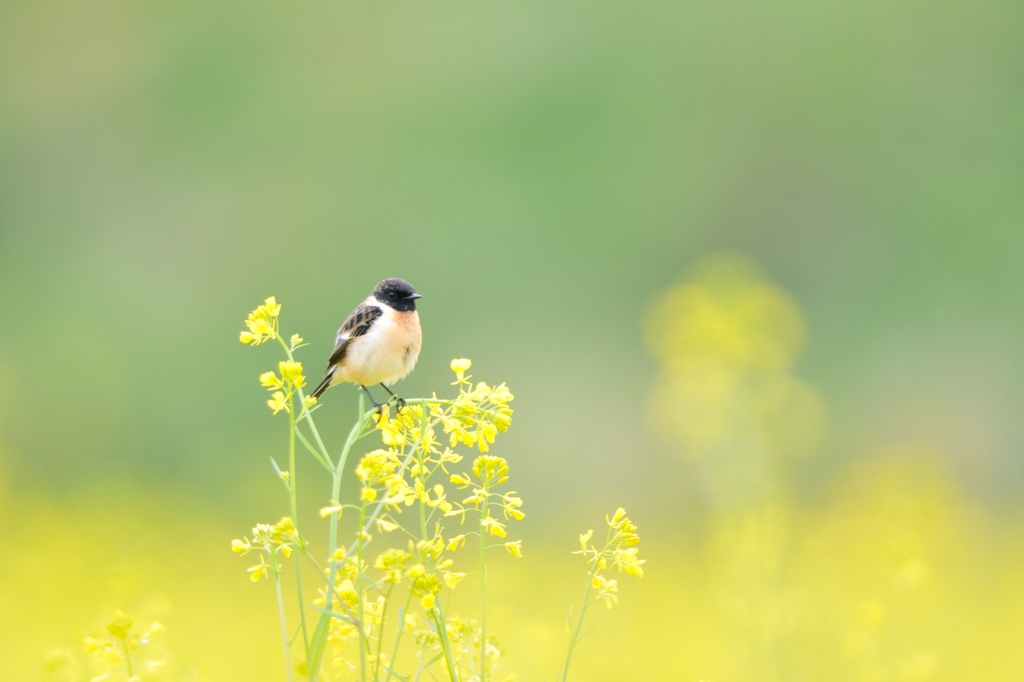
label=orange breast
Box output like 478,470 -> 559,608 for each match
393,310 -> 423,358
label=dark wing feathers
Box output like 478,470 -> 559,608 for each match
326,303 -> 382,368
311,303 -> 383,399
337,303 -> 383,341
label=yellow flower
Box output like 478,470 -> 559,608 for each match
501,493 -> 525,520
446,534 -> 466,551
240,297 -> 281,345
106,611 -> 133,640
267,391 -> 289,415
377,419 -> 405,446
411,571 -> 441,604
450,358 -> 472,385
248,558 -> 269,582
444,572 -> 466,589
489,382 -> 514,405
579,529 -> 593,551
143,621 -> 166,640
333,657 -> 356,673
91,644 -> 123,668
271,517 -> 298,544
231,538 -> 251,554
279,360 -> 305,389
420,594 -> 436,609
504,540 -> 523,558
480,516 -> 507,538
260,371 -> 282,388
592,574 -> 619,608
416,536 -> 444,561
320,502 -> 343,519
613,546 -> 645,577
471,455 -> 509,484
375,548 -> 412,583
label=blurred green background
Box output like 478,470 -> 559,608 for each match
3,0 -> 1024,680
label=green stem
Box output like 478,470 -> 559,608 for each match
295,423 -> 333,471
375,583 -> 396,682
385,591 -> 415,682
288,394 -> 298,522
411,412 -> 459,682
330,396 -> 372,575
358,500 -> 369,682
288,394 -> 310,662
274,559 -> 295,682
560,539 -> 614,682
308,398 -> 443,681
478,485 -> 490,682
308,396 -> 373,682
120,637 -> 133,677
429,609 -> 459,682
275,334 -> 332,466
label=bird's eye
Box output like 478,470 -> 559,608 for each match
388,292 -> 396,299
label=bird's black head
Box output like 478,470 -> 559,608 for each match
373,278 -> 421,312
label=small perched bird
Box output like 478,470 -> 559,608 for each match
310,278 -> 423,408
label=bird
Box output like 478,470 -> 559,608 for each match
310,278 -> 423,410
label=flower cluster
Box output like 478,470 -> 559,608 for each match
448,455 -> 525,556
239,296 -> 281,345
375,405 -> 463,478
79,610 -> 167,681
303,369 -> 520,678
239,297 -> 312,416
259,359 -> 310,415
644,254 -> 826,496
410,615 -> 505,680
232,517 -> 298,582
233,297 -> 620,682
450,616 -> 504,678
575,508 -> 644,609
433,359 -> 514,452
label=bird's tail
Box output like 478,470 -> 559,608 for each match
311,371 -> 333,400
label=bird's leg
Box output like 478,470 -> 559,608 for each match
379,383 -> 406,413
359,385 -> 386,419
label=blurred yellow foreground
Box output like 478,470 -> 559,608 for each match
5,256 -> 1024,681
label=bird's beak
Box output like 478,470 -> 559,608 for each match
407,293 -> 423,300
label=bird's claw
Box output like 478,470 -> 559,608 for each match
369,398 -> 404,423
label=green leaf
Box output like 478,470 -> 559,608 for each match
307,612 -> 331,681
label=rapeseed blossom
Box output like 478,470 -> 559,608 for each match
232,517 -> 297,582
644,254 -> 826,506
561,508 -> 644,680
229,297 -> 638,682
239,296 -> 280,345
78,610 -> 168,681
